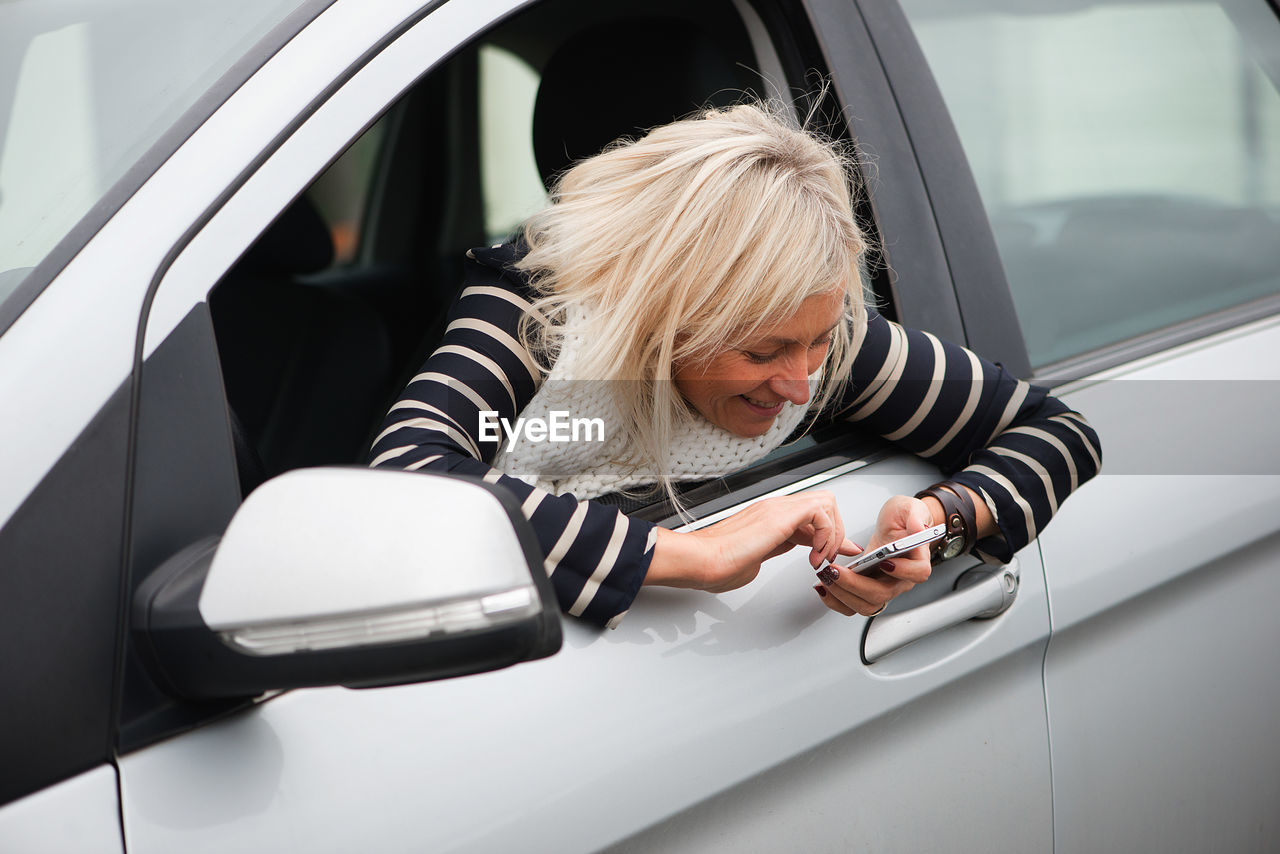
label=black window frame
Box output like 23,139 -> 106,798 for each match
802,0 -> 999,366
853,0 -> 1032,377
0,381 -> 133,807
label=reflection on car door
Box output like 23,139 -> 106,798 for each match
600,454 -> 1054,853
120,453 -> 1053,853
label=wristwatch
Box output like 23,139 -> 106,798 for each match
914,482 -> 977,563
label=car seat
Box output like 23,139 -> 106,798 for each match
211,195 -> 393,493
531,16 -> 754,189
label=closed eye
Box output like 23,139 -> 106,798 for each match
743,350 -> 779,364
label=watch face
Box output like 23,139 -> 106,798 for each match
942,535 -> 965,560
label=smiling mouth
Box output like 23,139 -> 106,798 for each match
740,394 -> 784,415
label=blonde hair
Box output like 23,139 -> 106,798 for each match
516,101 -> 870,502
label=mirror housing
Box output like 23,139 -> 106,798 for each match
133,469 -> 561,699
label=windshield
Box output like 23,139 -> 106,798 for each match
0,0 -> 317,314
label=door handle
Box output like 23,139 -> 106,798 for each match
862,560 -> 1021,664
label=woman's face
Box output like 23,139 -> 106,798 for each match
674,290 -> 844,438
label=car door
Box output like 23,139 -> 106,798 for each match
114,0 -> 1056,851
887,0 -> 1280,849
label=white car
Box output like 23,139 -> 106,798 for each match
2,0 -> 1279,851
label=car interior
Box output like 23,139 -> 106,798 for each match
207,0 -> 892,512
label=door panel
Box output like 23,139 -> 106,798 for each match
887,0 -> 1280,843
1042,542 -> 1280,853
120,455 -> 1052,852
1041,319 -> 1280,852
605,642 -> 1050,853
0,767 -> 123,854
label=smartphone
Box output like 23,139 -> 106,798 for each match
821,523 -> 948,575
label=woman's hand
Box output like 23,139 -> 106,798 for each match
645,491 -> 861,593
814,495 -> 935,617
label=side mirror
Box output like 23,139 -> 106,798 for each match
132,468 -> 561,699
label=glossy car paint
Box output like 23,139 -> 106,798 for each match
0,768 -> 123,854
1,0 -> 1277,848
119,456 -> 1052,853
1041,317 -> 1280,852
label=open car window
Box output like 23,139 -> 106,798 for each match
205,0 -> 880,502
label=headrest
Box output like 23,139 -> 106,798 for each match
532,17 -> 748,189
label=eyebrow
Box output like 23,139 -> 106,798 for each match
753,319 -> 841,348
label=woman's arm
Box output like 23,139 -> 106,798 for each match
370,248 -> 896,625
645,490 -> 860,591
836,310 -> 1101,563
808,311 -> 1099,617
369,247 -> 655,627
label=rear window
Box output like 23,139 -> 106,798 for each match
898,0 -> 1280,369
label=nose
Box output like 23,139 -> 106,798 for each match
767,353 -> 812,406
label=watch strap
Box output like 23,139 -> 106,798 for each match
915,481 -> 977,563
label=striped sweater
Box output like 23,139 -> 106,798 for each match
369,243 -> 1102,627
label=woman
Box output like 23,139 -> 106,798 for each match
369,103 -> 1101,627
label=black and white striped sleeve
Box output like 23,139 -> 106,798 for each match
837,310 -> 1101,563
368,248 -> 656,628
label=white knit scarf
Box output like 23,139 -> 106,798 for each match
493,307 -> 820,500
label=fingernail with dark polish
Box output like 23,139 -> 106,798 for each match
816,565 -> 839,585
878,560 -> 897,574
814,585 -> 828,598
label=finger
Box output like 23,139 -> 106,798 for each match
824,497 -> 846,564
838,538 -> 863,557
824,584 -> 885,617
806,508 -> 836,567
798,492 -> 845,564
819,567 -> 892,616
877,558 -> 931,584
814,584 -> 856,616
905,500 -> 935,564
824,564 -> 915,605
905,499 -> 933,545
